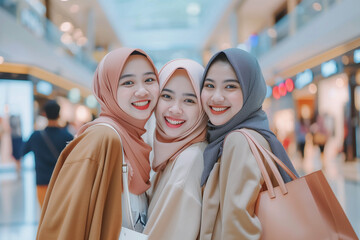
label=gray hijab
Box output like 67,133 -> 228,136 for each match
201,48 -> 298,186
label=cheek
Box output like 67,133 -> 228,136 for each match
155,100 -> 167,119
201,91 -> 209,107
229,92 -> 244,110
148,84 -> 160,98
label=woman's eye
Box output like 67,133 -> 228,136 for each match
204,83 -> 214,88
184,99 -> 196,104
225,84 -> 237,89
122,81 -> 134,86
145,78 -> 155,83
161,94 -> 171,100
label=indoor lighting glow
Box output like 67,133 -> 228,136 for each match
285,78 -> 294,92
186,3 -> 201,16
70,4 -> 80,13
354,49 -> 360,64
312,2 -> 322,11
321,60 -> 338,77
278,83 -> 287,96
68,88 -> 81,103
272,86 -> 280,99
267,28 -> 277,38
60,21 -> 73,32
308,83 -> 317,94
77,37 -> 88,46
36,81 -> 53,96
0,56 -> 4,64
296,69 -> 313,89
85,95 -> 98,108
61,33 -> 73,44
265,85 -> 272,98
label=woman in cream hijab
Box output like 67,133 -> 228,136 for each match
143,59 -> 208,240
36,48 -> 160,239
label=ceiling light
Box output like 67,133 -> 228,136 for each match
308,83 -> 317,94
72,28 -> 83,40
186,3 -> 201,16
77,37 -> 88,46
70,4 -> 79,13
60,21 -> 73,32
267,28 -> 277,38
61,33 -> 73,44
312,2 -> 322,11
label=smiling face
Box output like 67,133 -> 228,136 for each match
201,60 -> 244,126
155,69 -> 201,138
116,54 -> 160,120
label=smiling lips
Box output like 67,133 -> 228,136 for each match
132,100 -> 150,110
210,105 -> 230,115
165,116 -> 186,128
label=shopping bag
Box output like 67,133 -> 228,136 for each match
239,129 -> 358,240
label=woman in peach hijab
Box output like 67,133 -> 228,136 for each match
143,59 -> 208,240
36,48 -> 160,239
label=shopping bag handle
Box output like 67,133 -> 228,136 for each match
234,129 -> 297,199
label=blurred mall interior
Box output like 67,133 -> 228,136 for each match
0,0 -> 360,239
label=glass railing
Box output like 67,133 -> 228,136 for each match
248,0 -> 342,58
0,0 -> 97,71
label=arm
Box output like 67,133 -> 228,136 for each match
37,126 -> 124,240
219,132 -> 263,240
22,133 -> 34,156
144,144 -> 204,240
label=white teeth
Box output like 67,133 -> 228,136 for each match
211,107 -> 227,112
166,118 -> 185,125
133,101 -> 149,106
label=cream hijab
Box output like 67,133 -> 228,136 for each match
77,48 -> 159,195
152,59 -> 208,172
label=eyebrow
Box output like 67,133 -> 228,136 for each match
184,93 -> 197,98
162,89 -> 196,98
162,88 -> 174,94
119,71 -> 156,80
224,79 -> 240,84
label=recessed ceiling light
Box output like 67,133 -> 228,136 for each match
187,3 -> 201,16
70,4 -> 79,13
60,21 -> 73,32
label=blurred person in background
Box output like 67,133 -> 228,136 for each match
10,115 -> 23,174
311,114 -> 329,168
22,100 -> 73,207
295,116 -> 311,161
36,48 -> 160,239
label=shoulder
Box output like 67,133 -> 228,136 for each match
74,125 -> 122,152
224,129 -> 270,151
223,130 -> 248,150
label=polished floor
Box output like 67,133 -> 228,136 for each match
0,144 -> 359,239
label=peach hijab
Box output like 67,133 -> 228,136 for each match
152,59 -> 208,172
77,48 -> 159,195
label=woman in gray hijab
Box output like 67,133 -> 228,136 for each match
199,48 -> 298,240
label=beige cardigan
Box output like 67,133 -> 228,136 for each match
199,129 -> 277,240
37,125 -> 124,240
144,141 -> 207,240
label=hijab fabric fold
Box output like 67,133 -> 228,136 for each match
77,47 -> 158,195
201,48 -> 298,186
152,59 -> 208,172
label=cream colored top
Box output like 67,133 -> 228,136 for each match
144,141 -> 207,240
199,129 -> 276,240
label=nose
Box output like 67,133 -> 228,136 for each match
211,90 -> 224,103
134,84 -> 149,98
169,102 -> 182,115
